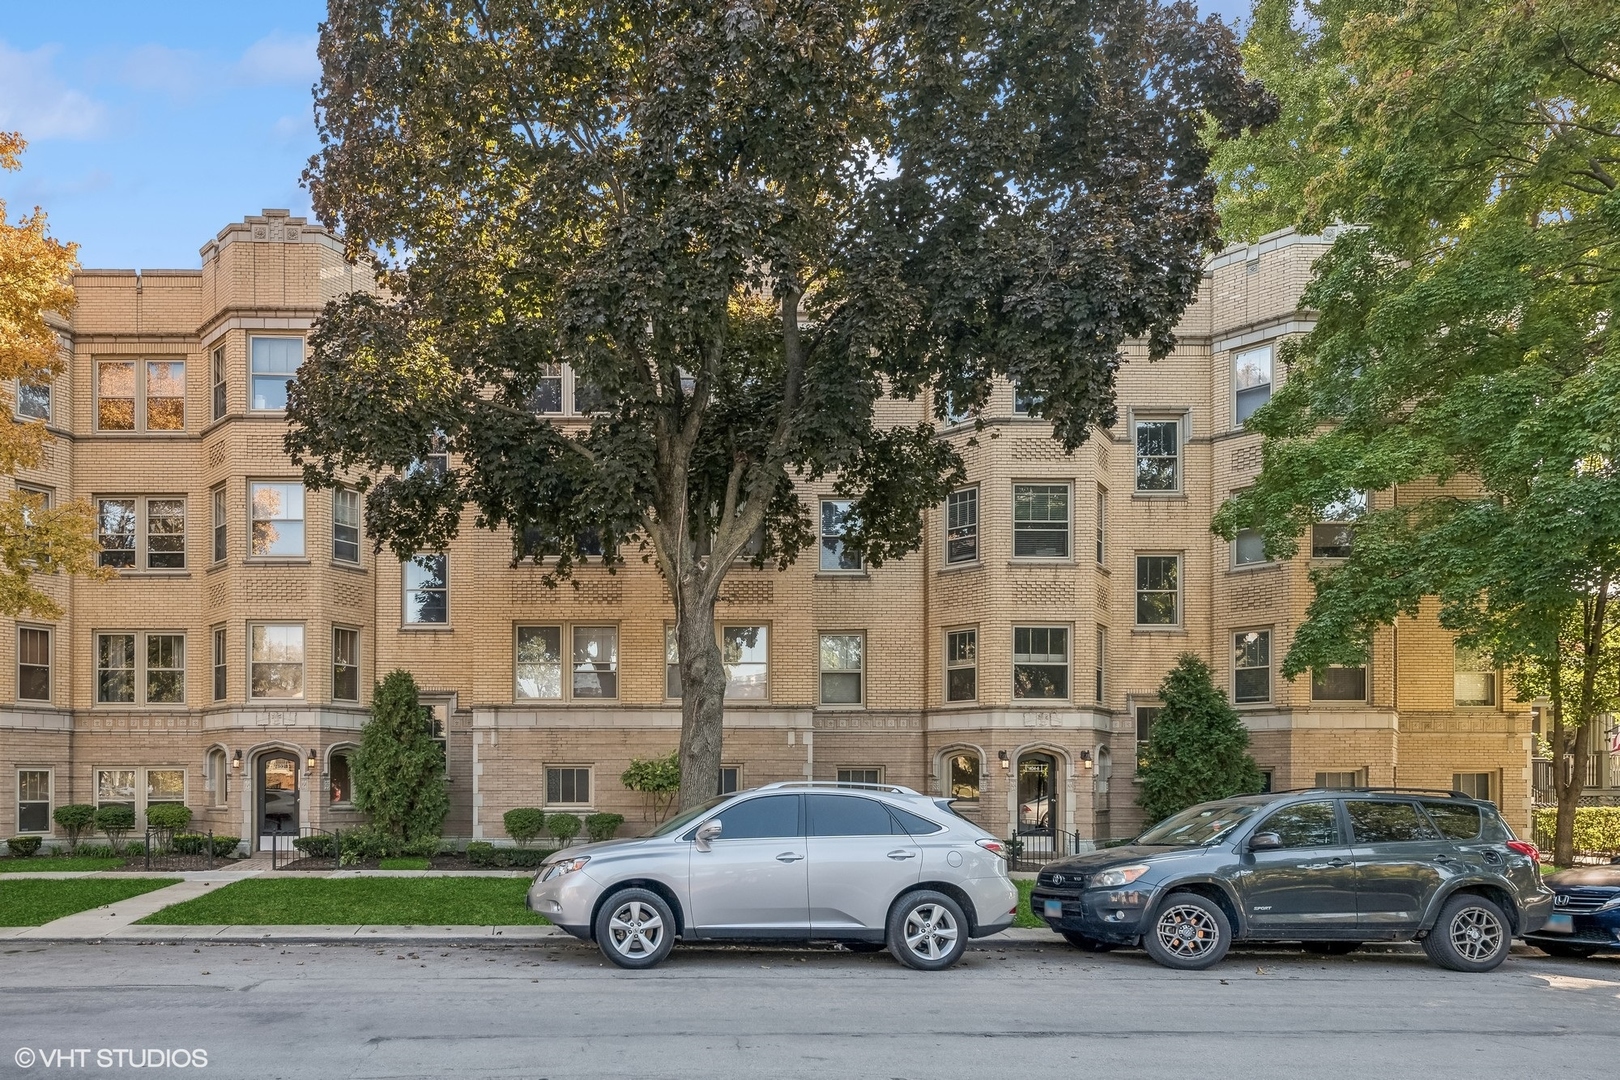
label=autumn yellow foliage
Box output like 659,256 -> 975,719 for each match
0,132 -> 108,618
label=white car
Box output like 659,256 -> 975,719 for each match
528,781 -> 1018,970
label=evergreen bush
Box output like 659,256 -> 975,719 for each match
1136,653 -> 1264,824
352,670 -> 449,842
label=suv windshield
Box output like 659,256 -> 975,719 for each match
644,796 -> 729,838
1136,802 -> 1262,846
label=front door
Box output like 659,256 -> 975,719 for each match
805,794 -> 922,934
687,794 -> 810,937
1238,800 -> 1360,937
258,753 -> 299,851
1345,799 -> 1448,932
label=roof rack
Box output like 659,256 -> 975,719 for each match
1272,786 -> 1473,799
756,781 -> 921,796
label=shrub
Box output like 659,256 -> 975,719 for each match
292,835 -> 337,859
338,826 -> 395,865
172,833 -> 207,855
400,835 -> 441,858
546,812 -> 581,846
1534,806 -> 1620,858
352,669 -> 448,842
586,813 -> 624,843
465,841 -> 496,867
1136,653 -> 1263,824
94,805 -> 136,852
465,842 -> 555,869
74,843 -> 116,859
7,836 -> 42,857
503,808 -> 547,847
145,804 -> 192,831
621,750 -> 681,823
53,804 -> 95,851
124,841 -> 147,857
211,835 -> 242,858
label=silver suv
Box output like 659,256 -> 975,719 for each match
527,782 -> 1018,970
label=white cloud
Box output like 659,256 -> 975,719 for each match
117,44 -> 209,102
236,31 -> 319,86
0,40 -> 106,139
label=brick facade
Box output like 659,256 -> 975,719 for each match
0,213 -> 1534,851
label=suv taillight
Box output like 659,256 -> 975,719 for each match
1505,840 -> 1540,864
976,839 -> 1005,856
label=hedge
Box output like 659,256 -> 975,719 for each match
1533,806 -> 1620,858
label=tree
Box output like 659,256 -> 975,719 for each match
52,803 -> 94,852
621,750 -> 682,824
1209,0 -> 1620,864
289,0 -> 1274,809
352,669 -> 449,840
0,132 -> 106,617
1137,654 -> 1263,823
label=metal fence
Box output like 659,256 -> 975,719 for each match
269,827 -> 340,870
1008,830 -> 1091,872
142,828 -> 225,871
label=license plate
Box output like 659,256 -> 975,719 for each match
1043,900 -> 1063,919
1544,913 -> 1574,935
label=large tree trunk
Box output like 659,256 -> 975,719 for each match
674,585 -> 727,812
1551,714 -> 1590,867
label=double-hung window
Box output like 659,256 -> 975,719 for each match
572,626 -> 618,699
945,488 -> 978,564
250,624 -> 305,699
249,337 -> 301,412
17,769 -> 51,832
1311,491 -> 1365,559
1311,665 -> 1368,702
528,363 -> 564,414
1234,345 -> 1272,424
1094,628 -> 1106,703
819,500 -> 862,571
211,487 -> 227,563
546,766 -> 591,807
1012,626 -> 1068,700
945,628 -> 977,702
16,378 -> 49,421
17,626 -> 51,702
1012,484 -> 1069,558
1233,630 -> 1271,704
211,344 -> 227,421
212,627 -> 227,701
249,482 -> 305,557
664,627 -> 682,699
1454,646 -> 1496,707
516,627 -> 564,700
333,488 -> 361,563
95,498 -> 183,569
1013,384 -> 1042,415
95,632 -> 185,705
1135,418 -> 1180,492
1233,528 -> 1268,566
96,359 -> 184,431
819,633 -> 864,704
1095,486 -> 1106,564
333,628 -> 360,702
1135,555 -> 1181,626
722,626 -> 768,700
403,554 -> 449,625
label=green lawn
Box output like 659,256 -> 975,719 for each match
138,877 -> 547,926
1014,879 -> 1043,929
0,878 -> 180,926
0,857 -> 125,874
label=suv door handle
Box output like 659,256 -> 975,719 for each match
1302,858 -> 1350,869
886,850 -> 917,860
776,852 -> 804,863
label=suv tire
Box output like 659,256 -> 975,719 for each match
888,890 -> 969,971
1143,892 -> 1231,971
1422,894 -> 1511,972
1302,941 -> 1362,956
1061,930 -> 1116,953
594,888 -> 677,970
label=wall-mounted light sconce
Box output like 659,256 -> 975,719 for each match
1079,750 -> 1094,771
306,751 -> 318,774
997,750 -> 1009,770
231,750 -> 243,770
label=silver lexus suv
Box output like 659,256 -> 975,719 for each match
527,781 -> 1018,969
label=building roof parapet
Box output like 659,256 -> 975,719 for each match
1204,225 -> 1347,273
200,208 -> 345,263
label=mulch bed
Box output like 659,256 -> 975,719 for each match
275,854 -> 491,872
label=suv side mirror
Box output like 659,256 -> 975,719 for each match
1248,832 -> 1283,852
694,820 -> 722,851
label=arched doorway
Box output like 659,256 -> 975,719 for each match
257,752 -> 300,851
1016,751 -> 1059,840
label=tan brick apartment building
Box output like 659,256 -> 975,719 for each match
0,210 -> 1546,855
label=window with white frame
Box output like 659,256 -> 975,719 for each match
819,499 -> 862,571
837,766 -> 882,786
516,626 -> 563,700
946,488 -> 978,564
527,362 -> 564,414
572,625 -> 618,699
546,766 -> 591,806
718,765 -> 741,795
249,624 -> 305,699
94,767 -> 184,821
147,768 -> 184,809
1135,705 -> 1161,751
722,625 -> 768,700
16,483 -> 51,522
95,632 -> 184,705
664,627 -> 682,699
1013,384 -> 1042,415
1454,645 -> 1496,707
1135,555 -> 1180,625
1311,491 -> 1365,559
1233,345 -> 1272,424
333,488 -> 361,563
1095,486 -> 1106,563
212,487 -> 227,563
212,627 -> 227,701
945,628 -> 977,702
207,748 -> 228,806
819,633 -> 864,704
96,497 -> 185,570
17,378 -> 49,421
17,626 -> 50,702
330,750 -> 354,805
96,768 -> 136,810
1012,625 -> 1069,700
17,769 -> 50,832
1315,770 -> 1366,790
211,344 -> 227,421
1094,627 -> 1106,703
1013,483 -> 1070,558
249,482 -> 305,557
1233,527 -> 1268,567
1135,418 -> 1180,492
249,337 -> 301,412
96,358 -> 184,431
1453,772 -> 1494,802
1311,665 -> 1368,702
1233,630 -> 1271,704
333,627 -> 361,702
403,554 -> 448,625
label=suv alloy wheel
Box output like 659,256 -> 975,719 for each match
1143,892 -> 1232,971
888,890 -> 969,971
1422,894 -> 1510,972
594,888 -> 677,969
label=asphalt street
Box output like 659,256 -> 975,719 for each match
1,940 -> 1617,1080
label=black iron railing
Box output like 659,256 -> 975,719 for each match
270,826 -> 340,870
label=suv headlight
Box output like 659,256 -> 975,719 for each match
542,856 -> 591,882
1092,865 -> 1150,888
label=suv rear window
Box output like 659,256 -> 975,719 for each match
1420,800 -> 1482,840
1346,800 -> 1440,843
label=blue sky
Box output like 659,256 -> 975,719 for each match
1,0 -> 1252,270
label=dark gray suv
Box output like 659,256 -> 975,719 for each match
1030,789 -> 1553,972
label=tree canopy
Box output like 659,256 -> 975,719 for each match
0,132 -> 107,618
289,0 -> 1274,806
1137,653 -> 1263,823
1209,0 -> 1620,862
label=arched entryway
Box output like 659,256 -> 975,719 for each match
257,751 -> 300,851
1015,751 -> 1059,838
